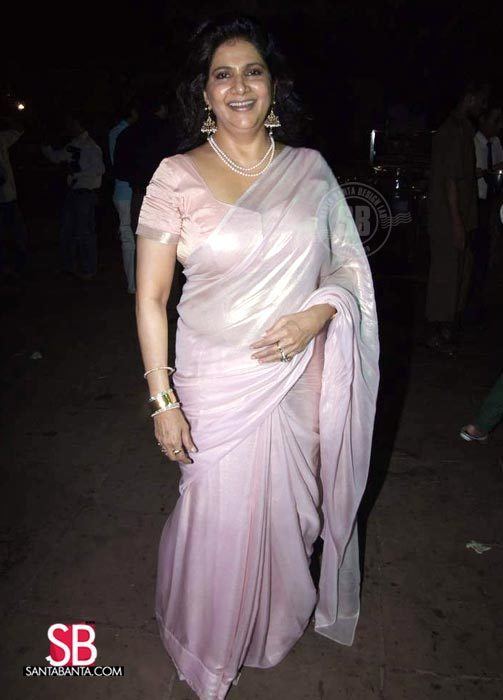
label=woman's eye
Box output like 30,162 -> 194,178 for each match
214,68 -> 263,80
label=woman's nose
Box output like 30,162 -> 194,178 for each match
232,73 -> 247,94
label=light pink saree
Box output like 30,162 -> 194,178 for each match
153,147 -> 379,700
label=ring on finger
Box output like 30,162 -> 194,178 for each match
276,343 -> 290,363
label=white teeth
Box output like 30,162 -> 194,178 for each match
228,100 -> 254,107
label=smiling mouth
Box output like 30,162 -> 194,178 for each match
227,99 -> 256,111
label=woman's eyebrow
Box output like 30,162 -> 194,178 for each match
211,61 -> 266,72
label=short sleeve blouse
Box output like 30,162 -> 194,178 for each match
135,158 -> 182,247
135,154 -> 238,266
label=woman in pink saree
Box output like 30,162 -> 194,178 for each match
135,17 -> 379,700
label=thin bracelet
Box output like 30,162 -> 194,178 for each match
144,366 -> 175,379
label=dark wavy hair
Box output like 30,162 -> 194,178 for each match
175,15 -> 305,152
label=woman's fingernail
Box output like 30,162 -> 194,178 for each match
190,446 -> 198,452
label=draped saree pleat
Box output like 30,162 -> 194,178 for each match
149,146 -> 380,700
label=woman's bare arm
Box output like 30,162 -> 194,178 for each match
135,236 -> 197,462
135,236 -> 176,394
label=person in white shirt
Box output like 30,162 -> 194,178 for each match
42,112 -> 105,280
109,102 -> 138,294
468,107 -> 503,320
474,107 -> 503,199
0,118 -> 28,279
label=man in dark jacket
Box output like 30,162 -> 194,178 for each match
113,93 -> 176,229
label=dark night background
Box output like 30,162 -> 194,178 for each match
3,0 -> 503,161
2,3 -> 503,696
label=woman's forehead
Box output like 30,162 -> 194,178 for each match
210,38 -> 264,68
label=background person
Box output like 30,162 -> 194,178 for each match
425,79 -> 489,353
109,101 -> 139,294
0,115 -> 28,280
112,92 -> 176,230
42,112 -> 105,280
460,370 -> 503,442
465,105 -> 503,321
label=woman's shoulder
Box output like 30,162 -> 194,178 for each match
153,152 -> 191,178
149,152 -> 201,198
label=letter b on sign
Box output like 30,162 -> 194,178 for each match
46,622 -> 97,666
350,205 -> 372,239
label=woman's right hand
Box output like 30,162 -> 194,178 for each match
154,408 -> 197,464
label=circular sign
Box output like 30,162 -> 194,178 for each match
316,181 -> 394,258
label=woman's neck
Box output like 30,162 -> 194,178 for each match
210,128 -> 272,166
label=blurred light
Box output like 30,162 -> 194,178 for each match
370,130 -> 376,164
17,102 -> 25,111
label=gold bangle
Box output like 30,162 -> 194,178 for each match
148,388 -> 178,405
148,389 -> 180,413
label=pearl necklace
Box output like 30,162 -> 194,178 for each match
208,134 -> 275,177
208,134 -> 274,171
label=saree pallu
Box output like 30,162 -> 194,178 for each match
153,147 -> 379,700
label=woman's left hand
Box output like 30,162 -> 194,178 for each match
249,304 -> 336,363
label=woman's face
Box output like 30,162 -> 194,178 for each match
204,38 -> 273,135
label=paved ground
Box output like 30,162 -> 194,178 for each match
1,207 -> 502,700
